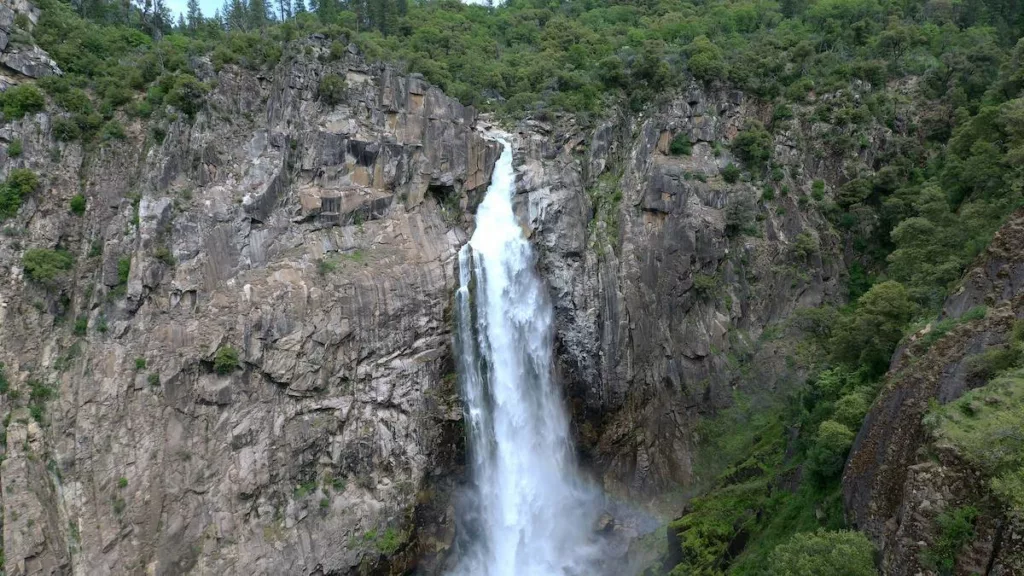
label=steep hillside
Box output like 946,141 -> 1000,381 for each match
844,210 -> 1024,575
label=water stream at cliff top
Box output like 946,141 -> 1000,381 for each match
451,138 -> 600,575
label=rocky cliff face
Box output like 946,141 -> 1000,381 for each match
0,14 -> 925,574
0,36 -> 497,575
843,209 -> 1024,576
0,0 -> 60,87
509,83 -> 899,501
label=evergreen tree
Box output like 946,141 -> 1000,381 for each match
186,0 -> 203,31
227,0 -> 246,30
276,0 -> 291,20
293,0 -> 306,13
249,0 -> 270,27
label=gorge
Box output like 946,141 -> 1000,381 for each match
1,0 -> 1024,574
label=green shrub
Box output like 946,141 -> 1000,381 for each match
214,346 -> 239,375
294,479 -> 317,498
29,379 -> 54,403
762,185 -> 776,201
73,315 -> 88,336
921,506 -> 978,573
812,179 -> 826,201
0,168 -> 39,220
832,391 -> 871,428
69,194 -> 87,215
118,476 -> 128,488
52,117 -> 82,141
166,74 -> 208,118
772,103 -> 794,122
319,73 -> 347,106
154,246 -> 175,266
725,194 -> 757,237
806,420 -> 855,482
791,232 -> 819,259
692,273 -> 719,300
22,248 -> 74,284
732,121 -> 773,167
377,527 -> 403,555
316,257 -> 337,275
0,84 -> 45,119
117,257 -> 131,284
53,88 -> 94,116
767,530 -> 877,576
7,139 -> 23,157
966,345 -> 1022,381
101,120 -> 126,140
148,373 -> 160,386
830,281 -> 918,376
328,41 -> 347,61
684,35 -> 727,82
722,163 -> 741,184
669,133 -> 692,156
134,357 -> 146,370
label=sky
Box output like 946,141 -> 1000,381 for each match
164,0 -> 226,19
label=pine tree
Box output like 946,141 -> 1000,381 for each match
186,0 -> 202,31
220,0 -> 231,28
276,0 -> 291,20
293,0 -> 306,13
249,0 -> 269,27
228,0 -> 246,30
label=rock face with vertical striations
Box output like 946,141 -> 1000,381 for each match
0,35 -> 497,575
508,84 -> 880,500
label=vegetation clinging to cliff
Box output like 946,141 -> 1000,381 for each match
11,0 -> 1024,572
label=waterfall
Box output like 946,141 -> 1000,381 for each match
451,138 -> 600,576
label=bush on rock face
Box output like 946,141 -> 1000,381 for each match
22,248 -> 74,285
670,133 -> 693,155
0,84 -> 45,119
0,169 -> 39,220
732,121 -> 773,167
319,73 -> 347,106
214,346 -> 240,375
768,530 -> 877,576
166,74 -> 208,118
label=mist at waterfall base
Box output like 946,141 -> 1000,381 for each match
448,139 -> 604,576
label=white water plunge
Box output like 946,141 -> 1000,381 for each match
451,138 -> 601,576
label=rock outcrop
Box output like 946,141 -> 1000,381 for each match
843,209 -> 1024,575
0,0 -> 60,87
510,83 -> 892,500
0,36 -> 496,575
